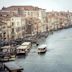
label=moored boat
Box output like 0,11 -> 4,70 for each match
21,42 -> 32,50
16,45 -> 28,55
0,46 -> 16,62
4,62 -> 23,72
16,42 -> 32,55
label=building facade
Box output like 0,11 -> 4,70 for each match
46,11 -> 71,31
1,6 -> 47,32
0,12 -> 26,40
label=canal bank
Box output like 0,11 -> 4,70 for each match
14,28 -> 72,72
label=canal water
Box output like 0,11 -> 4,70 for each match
15,28 -> 72,72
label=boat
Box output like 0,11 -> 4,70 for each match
0,46 -> 16,62
16,45 -> 28,55
21,42 -> 32,50
4,62 -> 23,72
37,44 -> 47,53
16,42 -> 32,55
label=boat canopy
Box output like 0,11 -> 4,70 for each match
17,45 -> 28,49
38,44 -> 47,49
21,42 -> 31,46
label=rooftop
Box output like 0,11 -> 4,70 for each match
4,62 -> 23,71
17,45 -> 28,49
1,6 -> 45,11
21,42 -> 31,46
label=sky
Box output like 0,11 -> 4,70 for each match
0,0 -> 72,11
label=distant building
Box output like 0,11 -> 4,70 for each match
46,11 -> 71,31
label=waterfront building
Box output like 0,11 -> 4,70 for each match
0,12 -> 26,41
0,13 -> 44,41
0,20 -> 7,40
46,11 -> 71,31
0,6 -> 47,33
25,17 -> 42,36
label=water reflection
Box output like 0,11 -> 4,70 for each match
17,54 -> 27,59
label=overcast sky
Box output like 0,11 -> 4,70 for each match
0,0 -> 72,11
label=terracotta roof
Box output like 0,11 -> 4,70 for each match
2,6 -> 44,11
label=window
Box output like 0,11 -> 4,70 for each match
3,32 -> 6,34
31,12 -> 33,16
11,28 -> 14,34
11,35 -> 14,39
7,14 -> 8,16
3,32 -> 6,38
12,22 -> 14,26
12,18 -> 14,21
22,49 -> 25,51
2,26 -> 5,29
16,27 -> 20,32
4,38 -> 6,40
17,22 -> 19,25
22,26 -> 25,30
28,12 -> 30,15
0,14 -> 2,16
28,12 -> 29,15
37,13 -> 39,16
0,34 -> 2,38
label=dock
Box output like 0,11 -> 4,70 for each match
4,62 -> 23,72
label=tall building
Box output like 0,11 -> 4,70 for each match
0,12 -> 26,40
0,20 -> 7,40
0,11 -> 43,40
1,6 -> 47,32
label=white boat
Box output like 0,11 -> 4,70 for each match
21,42 -> 32,50
37,44 -> 47,53
17,45 -> 28,54
16,42 -> 32,55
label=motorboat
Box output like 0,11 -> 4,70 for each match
37,44 -> 47,53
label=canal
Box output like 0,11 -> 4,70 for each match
15,28 -> 72,72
